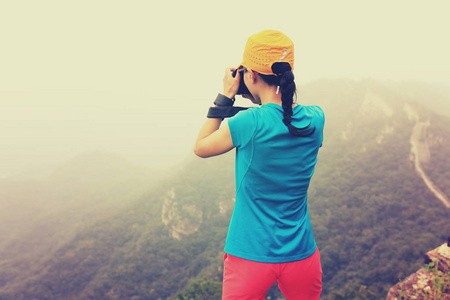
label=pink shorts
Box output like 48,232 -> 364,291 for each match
222,247 -> 322,300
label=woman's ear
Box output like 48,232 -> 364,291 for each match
247,70 -> 257,82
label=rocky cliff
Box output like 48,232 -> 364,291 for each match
386,235 -> 450,299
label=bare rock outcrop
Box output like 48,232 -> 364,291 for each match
386,236 -> 450,300
161,188 -> 203,240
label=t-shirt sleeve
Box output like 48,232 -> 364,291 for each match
227,108 -> 256,148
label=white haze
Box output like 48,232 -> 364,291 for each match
1,0 -> 449,179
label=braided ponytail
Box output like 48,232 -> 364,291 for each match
279,71 -> 315,137
279,71 -> 295,127
259,62 -> 315,137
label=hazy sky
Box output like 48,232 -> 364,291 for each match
1,0 -> 449,178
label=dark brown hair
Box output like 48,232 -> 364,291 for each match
259,64 -> 315,137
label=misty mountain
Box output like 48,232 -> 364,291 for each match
0,150 -> 160,296
1,79 -> 449,300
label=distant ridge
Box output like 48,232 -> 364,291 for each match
49,150 -> 141,181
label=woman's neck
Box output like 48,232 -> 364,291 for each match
258,86 -> 282,106
258,89 -> 298,108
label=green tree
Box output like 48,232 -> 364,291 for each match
176,277 -> 222,300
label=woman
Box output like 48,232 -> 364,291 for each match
194,30 -> 324,300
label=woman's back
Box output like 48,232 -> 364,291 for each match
225,103 -> 324,263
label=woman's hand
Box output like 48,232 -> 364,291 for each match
222,68 -> 240,99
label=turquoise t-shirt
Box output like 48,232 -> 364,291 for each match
225,103 -> 324,263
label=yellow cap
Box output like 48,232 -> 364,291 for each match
240,30 -> 294,75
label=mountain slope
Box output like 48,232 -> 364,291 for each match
0,150 -> 159,297
1,79 -> 449,300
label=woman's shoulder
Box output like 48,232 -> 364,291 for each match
302,104 -> 323,113
228,107 -> 257,128
294,104 -> 324,118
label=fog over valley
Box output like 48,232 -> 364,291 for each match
1,90 -> 206,179
2,1 -> 449,179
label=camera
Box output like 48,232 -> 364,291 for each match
231,69 -> 250,95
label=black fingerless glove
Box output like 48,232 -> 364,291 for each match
213,93 -> 235,106
207,94 -> 248,118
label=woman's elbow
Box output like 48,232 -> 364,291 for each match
193,144 -> 209,158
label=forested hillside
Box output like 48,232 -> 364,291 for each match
0,79 -> 449,300
0,151 -> 159,298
